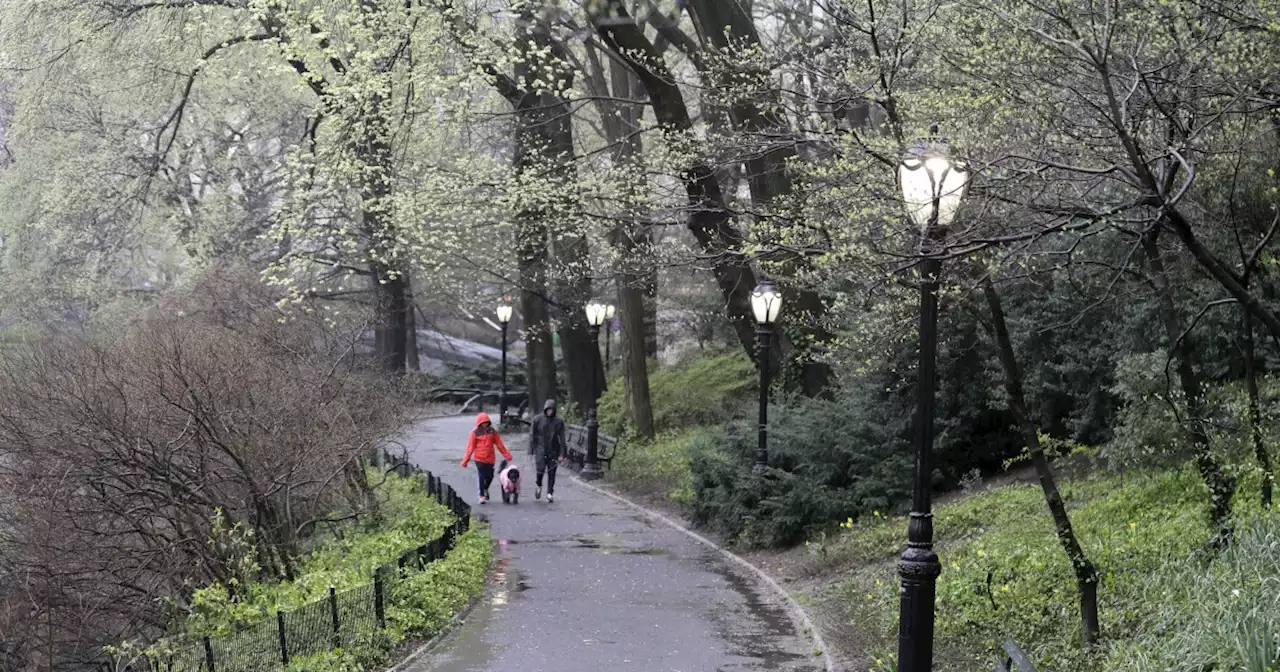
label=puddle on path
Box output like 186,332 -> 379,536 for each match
701,553 -> 821,670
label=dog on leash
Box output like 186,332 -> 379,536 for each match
498,460 -> 521,504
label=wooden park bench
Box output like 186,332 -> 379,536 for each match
563,423 -> 620,470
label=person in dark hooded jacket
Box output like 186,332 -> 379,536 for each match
529,399 -> 565,502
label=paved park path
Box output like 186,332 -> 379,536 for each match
398,415 -> 826,672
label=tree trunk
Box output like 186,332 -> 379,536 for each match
683,0 -> 834,397
592,3 -> 761,360
370,268 -> 407,374
644,272 -> 659,359
1241,308 -> 1273,507
1141,228 -> 1237,544
356,69 -> 406,373
404,274 -> 420,373
518,222 -> 558,413
980,277 -> 1100,646
619,281 -> 655,437
605,61 -> 655,437
553,273 -> 605,411
509,15 -> 598,413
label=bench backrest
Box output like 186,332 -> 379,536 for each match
564,424 -> 618,457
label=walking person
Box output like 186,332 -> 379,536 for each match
461,412 -> 512,504
529,399 -> 566,502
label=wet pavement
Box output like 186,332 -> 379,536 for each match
399,415 -> 825,672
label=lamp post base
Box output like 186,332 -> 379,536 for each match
580,462 -> 603,480
752,462 -> 767,475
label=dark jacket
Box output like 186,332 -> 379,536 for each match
530,399 -> 565,460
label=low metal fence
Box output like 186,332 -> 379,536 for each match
100,452 -> 470,672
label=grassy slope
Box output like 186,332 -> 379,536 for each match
824,467 -> 1277,671
598,352 -> 1280,670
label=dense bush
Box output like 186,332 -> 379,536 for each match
596,349 -> 755,436
183,472 -> 457,636
607,427 -> 715,504
688,391 -> 914,547
0,268 -> 411,669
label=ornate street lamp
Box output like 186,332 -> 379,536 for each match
604,304 -> 616,375
895,129 -> 969,672
582,301 -> 608,480
750,280 -> 782,474
496,301 -> 514,425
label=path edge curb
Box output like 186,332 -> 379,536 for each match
569,473 -> 838,672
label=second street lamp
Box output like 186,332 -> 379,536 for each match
496,302 -> 514,425
750,280 -> 782,474
604,304 -> 616,375
895,128 -> 969,672
582,301 -> 608,480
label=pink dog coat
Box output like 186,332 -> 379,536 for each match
499,464 -> 520,494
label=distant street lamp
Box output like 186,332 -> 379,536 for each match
895,128 -> 969,672
496,302 -> 514,425
604,304 -> 616,375
750,280 -> 782,474
582,301 -> 609,480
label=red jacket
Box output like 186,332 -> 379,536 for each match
462,413 -> 512,466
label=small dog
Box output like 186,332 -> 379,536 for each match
498,460 -> 521,505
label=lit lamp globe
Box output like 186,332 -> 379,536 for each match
605,304 -> 616,320
585,302 -> 608,328
750,281 -> 782,325
898,138 -> 969,232
496,304 -> 513,324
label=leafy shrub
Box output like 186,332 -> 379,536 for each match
280,526 -> 493,672
608,428 -> 715,505
687,393 -> 913,547
387,526 -> 492,641
597,350 -> 755,436
185,470 -> 456,636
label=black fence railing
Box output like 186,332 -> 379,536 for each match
100,451 -> 471,672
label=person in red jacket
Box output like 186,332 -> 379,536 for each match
461,412 -> 512,504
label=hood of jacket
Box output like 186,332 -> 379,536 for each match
475,412 -> 492,427
542,399 -> 557,416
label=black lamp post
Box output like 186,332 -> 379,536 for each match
582,301 -> 608,480
496,302 -> 513,425
895,130 -> 969,672
750,281 -> 782,474
604,304 -> 616,375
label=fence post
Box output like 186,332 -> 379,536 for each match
329,585 -> 341,649
203,636 -> 214,672
374,568 -> 386,630
436,480 -> 444,505
427,472 -> 436,496
277,610 -> 288,666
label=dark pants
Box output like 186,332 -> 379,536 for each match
476,462 -> 495,498
535,454 -> 558,494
